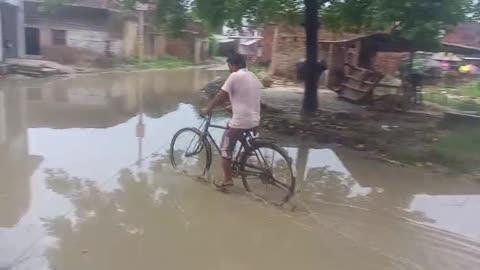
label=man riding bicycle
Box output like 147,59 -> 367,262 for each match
201,54 -> 262,189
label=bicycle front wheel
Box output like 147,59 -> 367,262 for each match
170,128 -> 211,176
240,141 -> 295,204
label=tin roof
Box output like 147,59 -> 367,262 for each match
443,23 -> 480,50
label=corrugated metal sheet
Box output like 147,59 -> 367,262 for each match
443,23 -> 480,50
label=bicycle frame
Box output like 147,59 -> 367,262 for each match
200,114 -> 251,163
171,112 -> 295,202
199,114 -> 269,178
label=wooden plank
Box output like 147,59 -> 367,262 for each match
340,83 -> 369,93
340,88 -> 365,101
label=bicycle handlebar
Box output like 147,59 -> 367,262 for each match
200,107 -> 229,119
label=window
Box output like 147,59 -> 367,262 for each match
52,29 -> 67,45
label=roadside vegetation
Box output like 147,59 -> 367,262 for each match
431,126 -> 480,172
424,80 -> 480,113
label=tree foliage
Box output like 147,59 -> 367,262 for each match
473,1 -> 480,21
154,0 -> 190,36
39,0 -> 71,14
194,0 -> 304,31
119,0 -> 190,36
322,0 -> 474,50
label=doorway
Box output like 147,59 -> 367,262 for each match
25,27 -> 40,55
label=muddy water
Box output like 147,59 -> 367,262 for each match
1,70 -> 480,270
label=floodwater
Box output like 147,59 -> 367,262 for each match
1,69 -> 480,270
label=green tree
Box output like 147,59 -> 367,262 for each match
39,0 -> 71,14
194,0 -> 304,31
158,0 -> 473,111
154,0 -> 190,36
473,1 -> 480,21
323,0 -> 473,50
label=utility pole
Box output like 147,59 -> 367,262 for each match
303,0 -> 319,113
135,1 -> 149,62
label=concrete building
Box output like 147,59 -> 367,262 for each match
22,1 -> 209,65
0,0 -> 25,61
1,0 -> 210,66
23,0 -> 129,64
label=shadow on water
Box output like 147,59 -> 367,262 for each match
1,69 -> 480,270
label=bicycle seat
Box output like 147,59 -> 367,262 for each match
244,127 -> 258,137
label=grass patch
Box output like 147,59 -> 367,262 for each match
126,56 -> 193,70
425,92 -> 480,112
461,80 -> 480,98
431,127 -> 480,172
424,80 -> 480,113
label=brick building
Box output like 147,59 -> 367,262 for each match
264,24 -> 362,79
165,22 -> 210,64
265,25 -> 412,85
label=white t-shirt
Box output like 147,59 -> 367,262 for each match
221,68 -> 262,129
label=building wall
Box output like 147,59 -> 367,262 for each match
267,25 -> 408,81
24,2 -> 124,61
1,3 -> 19,58
66,29 -> 122,55
167,37 -> 194,61
0,6 -> 3,61
31,26 -> 122,56
261,24 -> 275,63
272,34 -> 330,79
123,20 -> 137,58
373,52 -> 408,76
153,34 -> 166,58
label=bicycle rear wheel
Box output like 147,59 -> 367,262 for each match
240,141 -> 295,204
170,128 -> 211,176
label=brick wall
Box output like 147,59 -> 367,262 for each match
166,37 -> 194,61
269,25 -> 360,79
373,52 -> 408,76
272,35 -> 329,79
261,24 -> 275,63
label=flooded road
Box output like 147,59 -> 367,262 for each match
1,69 -> 480,270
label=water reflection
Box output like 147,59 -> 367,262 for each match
287,145 -> 480,242
289,148 -> 376,199
0,88 -> 42,228
24,69 -> 220,129
0,69 -> 223,269
39,157 -> 397,270
409,195 -> 480,240
0,69 -> 480,269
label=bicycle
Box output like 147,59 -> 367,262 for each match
170,112 -> 296,204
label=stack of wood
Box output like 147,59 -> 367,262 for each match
338,64 -> 383,104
